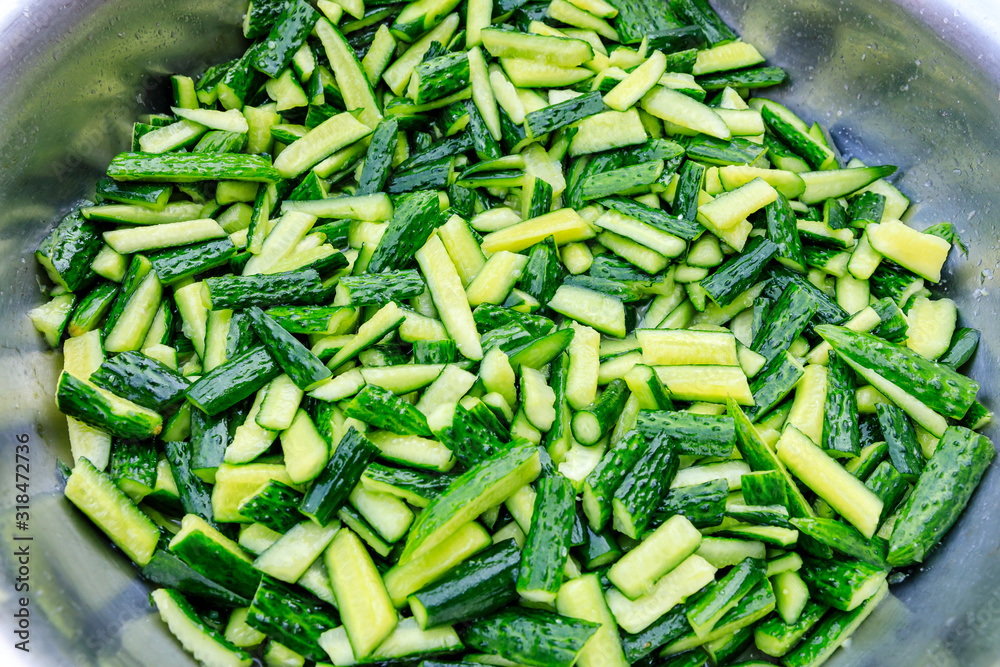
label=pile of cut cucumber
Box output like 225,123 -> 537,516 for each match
29,0 -> 995,665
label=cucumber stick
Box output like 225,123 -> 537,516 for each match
36,3 -> 993,667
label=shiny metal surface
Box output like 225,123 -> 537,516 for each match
0,0 -> 998,665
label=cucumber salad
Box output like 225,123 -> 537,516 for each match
28,0 -> 994,665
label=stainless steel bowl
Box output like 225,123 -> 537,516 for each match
1,1 -> 998,664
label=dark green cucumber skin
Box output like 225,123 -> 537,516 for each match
888,426 -> 995,567
573,378 -> 629,446
823,197 -> 848,230
768,268 -> 848,325
368,190 -> 442,273
466,100 -> 502,161
645,23 -> 706,52
581,161 -> 663,200
864,460 -> 908,522
288,171 -> 327,200
731,402 -> 826,558
754,600 -> 828,657
517,474 -> 575,600
766,193 -> 806,270
185,347 -> 282,416
524,91 -> 604,138
473,304 -> 554,337
90,351 -> 190,410
96,177 -> 171,207
590,254 -> 660,284
748,351 -> 803,422
457,168 -> 524,189
102,255 -> 153,339
189,408 -> 229,475
238,480 -> 305,533
403,443 -> 539,562
760,107 -> 829,170
224,310 -> 256,360
870,297 -> 909,343
672,159 -> 705,224
751,281 -> 819,364
313,219 -> 351,247
565,277 -> 647,304
508,328 -> 575,370
247,307 -> 331,390
412,52 -> 470,104
687,557 -> 766,631
399,131 -> 474,172
148,238 -> 238,285
798,557 -> 887,611
666,579 -> 776,656
498,104 -> 531,155
797,222 -> 855,250
695,66 -> 787,90
362,462 -> 452,505
577,523 -> 622,569
206,269 -> 326,309
685,136 -> 768,166
959,400 -> 992,430
357,117 -> 400,195
106,151 -> 280,183
164,440 -> 217,526
740,470 -> 788,507
635,411 -> 735,458
803,245 -> 846,273
782,592 -> 881,667
823,350 -> 861,457
526,176 -> 554,219
613,434 -> 680,537
35,207 -> 101,291
387,157 -> 452,195
587,138 -> 684,177
344,384 -> 432,437
621,602 -> 694,663
266,306 -> 352,334
847,191 -> 886,227
848,441 -> 888,479
110,438 -> 157,491
480,324 -> 533,354
413,339 -> 458,365
68,280 -> 119,336
169,531 -> 261,601
461,608 -> 600,667
868,263 -> 923,304
341,269 -> 426,305
246,575 -> 339,662
517,236 -> 564,307
938,327 -> 981,370
791,517 -> 887,568
669,0 -> 736,44
298,427 -> 378,525
56,372 -> 162,439
435,404 -> 508,467
195,130 -> 247,154
583,430 -> 647,530
410,539 -> 520,628
249,0 -> 319,77
652,478 -> 728,530
611,0 -> 685,42
875,401 -> 924,480
218,47 -> 260,107
701,236 -> 778,307
817,324 -> 979,420
141,550 -> 250,607
543,352 -> 573,461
